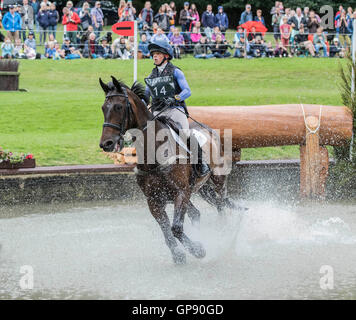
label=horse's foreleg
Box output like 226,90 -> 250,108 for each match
187,200 -> 201,226
171,193 -> 206,259
147,198 -> 186,265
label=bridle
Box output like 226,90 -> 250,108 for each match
102,87 -> 132,138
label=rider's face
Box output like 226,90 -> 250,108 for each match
153,52 -> 168,65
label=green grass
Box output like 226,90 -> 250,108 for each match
0,58 -> 344,166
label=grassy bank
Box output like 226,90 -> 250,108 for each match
0,58 -> 344,166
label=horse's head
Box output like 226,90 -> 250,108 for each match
99,76 -> 134,153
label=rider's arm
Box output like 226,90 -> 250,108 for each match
174,69 -> 191,101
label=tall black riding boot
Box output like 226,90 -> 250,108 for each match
190,134 -> 210,177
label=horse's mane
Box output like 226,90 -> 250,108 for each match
107,78 -> 149,105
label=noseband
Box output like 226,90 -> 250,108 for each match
103,87 -> 132,138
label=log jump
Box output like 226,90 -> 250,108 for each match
189,104 -> 353,199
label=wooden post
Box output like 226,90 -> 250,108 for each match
300,116 -> 329,199
0,60 -> 20,91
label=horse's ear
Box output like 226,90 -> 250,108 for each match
111,76 -> 123,93
99,78 -> 109,94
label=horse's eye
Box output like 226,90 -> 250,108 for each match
113,104 -> 122,112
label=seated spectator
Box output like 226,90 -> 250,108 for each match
255,9 -> 265,26
45,34 -> 58,50
65,46 -> 83,59
1,38 -> 14,58
13,38 -> 25,58
329,38 -> 345,58
169,27 -> 185,59
248,35 -> 267,58
167,25 -> 176,40
152,22 -> 159,34
211,34 -> 231,58
194,36 -> 214,59
274,41 -> 288,57
53,43 -> 64,60
97,37 -> 113,59
313,27 -> 328,57
23,43 -> 37,59
247,26 -> 262,43
234,27 -> 246,58
190,26 -> 201,44
24,31 -> 37,51
61,37 -> 72,56
151,27 -> 170,44
112,37 -> 131,60
211,26 -> 225,42
265,42 -> 275,57
294,24 -> 316,57
45,41 -> 56,58
138,34 -> 150,58
83,32 -> 98,58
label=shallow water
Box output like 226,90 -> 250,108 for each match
0,199 -> 355,300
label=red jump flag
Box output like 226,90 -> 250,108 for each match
112,21 -> 135,37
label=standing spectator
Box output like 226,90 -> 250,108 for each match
2,5 -> 22,42
138,34 -> 150,58
215,6 -> 228,35
280,16 -> 291,55
66,1 -> 74,12
303,7 -> 310,20
31,0 -> 40,34
255,9 -> 265,26
139,23 -> 152,42
47,3 -> 59,38
211,34 -> 231,58
270,1 -> 283,15
91,1 -> 104,39
166,5 -> 175,26
179,2 -> 192,33
313,27 -> 328,57
289,7 -> 307,31
118,0 -> 126,20
337,10 -> 351,52
139,1 -> 153,28
201,4 -> 215,40
189,3 -> 199,31
154,5 -> 170,32
272,7 -> 282,45
194,36 -> 214,59
19,0 -> 34,42
169,1 -> 177,24
24,30 -> 36,50
239,4 -> 253,25
1,38 -> 15,58
80,7 -> 92,32
0,11 -> 4,42
280,7 -> 291,26
120,0 -> 136,22
37,3 -> 49,46
307,10 -> 320,34
62,7 -> 80,45
347,7 -> 354,20
79,2 -> 90,18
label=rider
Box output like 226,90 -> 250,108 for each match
144,39 -> 209,176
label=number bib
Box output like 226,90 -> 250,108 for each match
144,76 -> 176,99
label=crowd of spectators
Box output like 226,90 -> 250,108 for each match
0,1 -> 355,60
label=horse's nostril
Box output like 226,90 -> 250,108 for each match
104,140 -> 114,147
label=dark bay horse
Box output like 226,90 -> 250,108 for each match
99,76 -> 234,264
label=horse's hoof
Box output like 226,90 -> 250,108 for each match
172,247 -> 186,265
190,241 -> 206,259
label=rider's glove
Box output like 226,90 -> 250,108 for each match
164,97 -> 177,107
